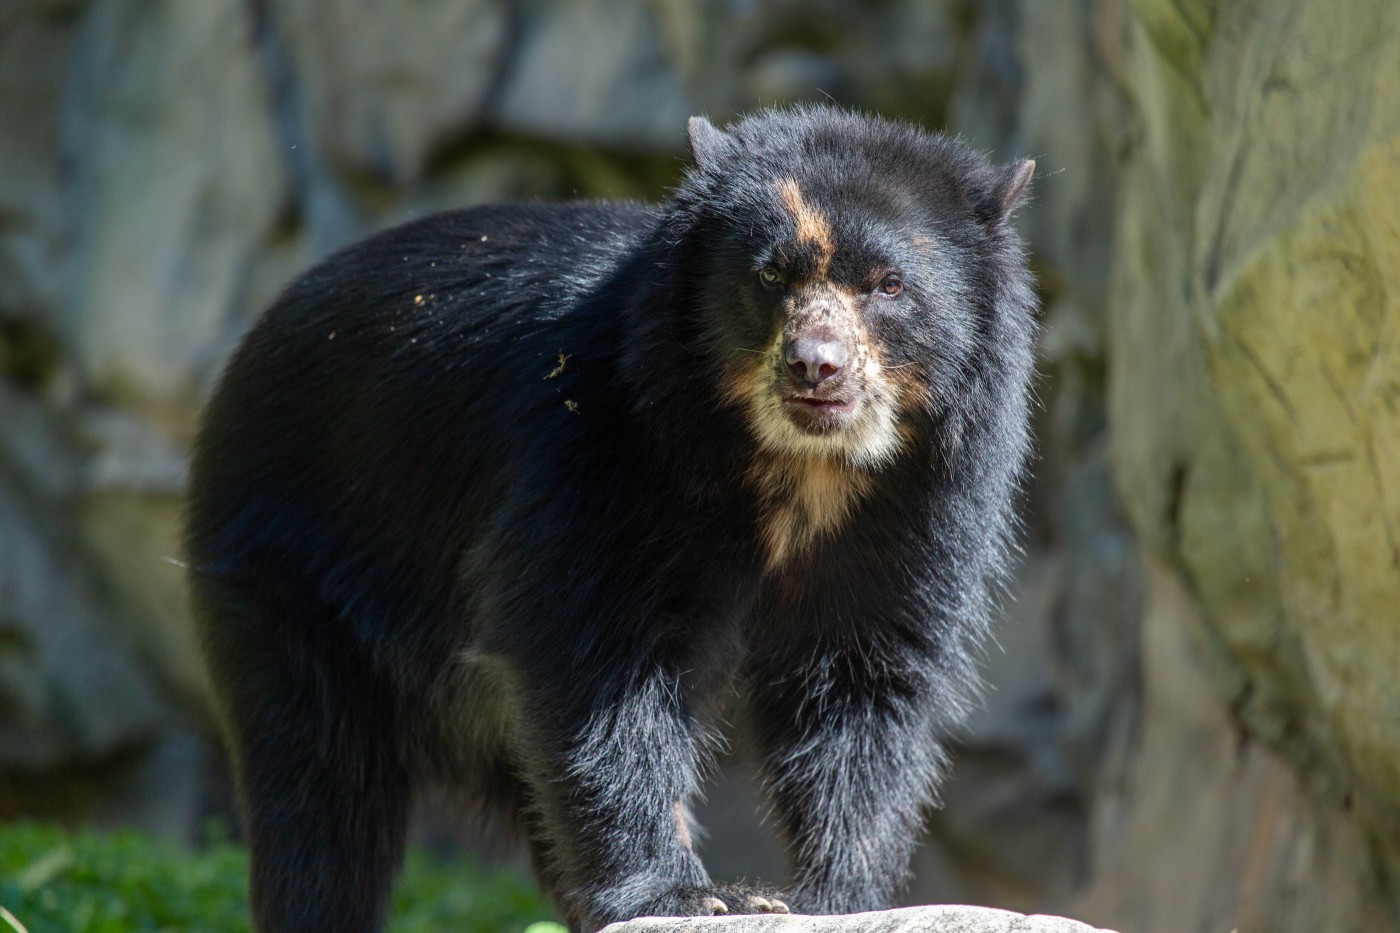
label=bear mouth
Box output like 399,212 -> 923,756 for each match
788,395 -> 853,412
783,393 -> 858,433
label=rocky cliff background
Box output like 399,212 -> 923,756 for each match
1,2 -> 1397,931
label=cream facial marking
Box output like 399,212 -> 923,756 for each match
721,321 -> 904,571
714,182 -> 923,569
722,323 -> 901,469
750,452 -> 874,571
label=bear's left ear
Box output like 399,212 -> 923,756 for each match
687,116 -> 731,171
985,159 -> 1036,223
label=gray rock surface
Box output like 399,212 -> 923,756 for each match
267,0 -> 509,185
602,906 -> 1114,933
1101,0 -> 1400,915
63,0 -> 287,409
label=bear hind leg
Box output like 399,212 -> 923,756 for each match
200,583 -> 414,933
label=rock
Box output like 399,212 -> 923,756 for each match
70,404 -> 210,718
0,386 -> 169,771
601,905 -> 1115,933
0,2 -> 74,332
63,0 -> 286,414
266,0 -> 509,186
1106,0 -> 1400,873
1067,564 -> 1395,932
489,0 -> 697,151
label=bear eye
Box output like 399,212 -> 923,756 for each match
878,272 -> 904,298
758,267 -> 783,289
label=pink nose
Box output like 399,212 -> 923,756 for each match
784,335 -> 847,385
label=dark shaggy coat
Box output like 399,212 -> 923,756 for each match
185,105 -> 1038,933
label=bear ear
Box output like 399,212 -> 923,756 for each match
687,116 -> 731,170
987,158 -> 1036,223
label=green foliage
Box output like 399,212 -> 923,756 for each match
0,823 -> 557,933
389,849 -> 557,933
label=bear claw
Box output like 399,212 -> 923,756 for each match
703,896 -> 729,915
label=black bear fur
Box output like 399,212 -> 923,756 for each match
185,105 -> 1038,932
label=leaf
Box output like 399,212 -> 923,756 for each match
15,848 -> 72,893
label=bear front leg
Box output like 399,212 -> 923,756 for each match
748,646 -> 952,915
517,670 -> 775,931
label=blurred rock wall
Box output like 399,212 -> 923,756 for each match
1,1 -> 1396,930
1084,1 -> 1400,929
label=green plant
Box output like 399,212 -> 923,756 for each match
0,823 -> 557,933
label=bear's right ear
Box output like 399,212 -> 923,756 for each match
687,116 -> 731,170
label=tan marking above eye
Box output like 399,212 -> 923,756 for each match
776,178 -> 834,276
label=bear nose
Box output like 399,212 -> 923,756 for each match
784,335 -> 847,386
